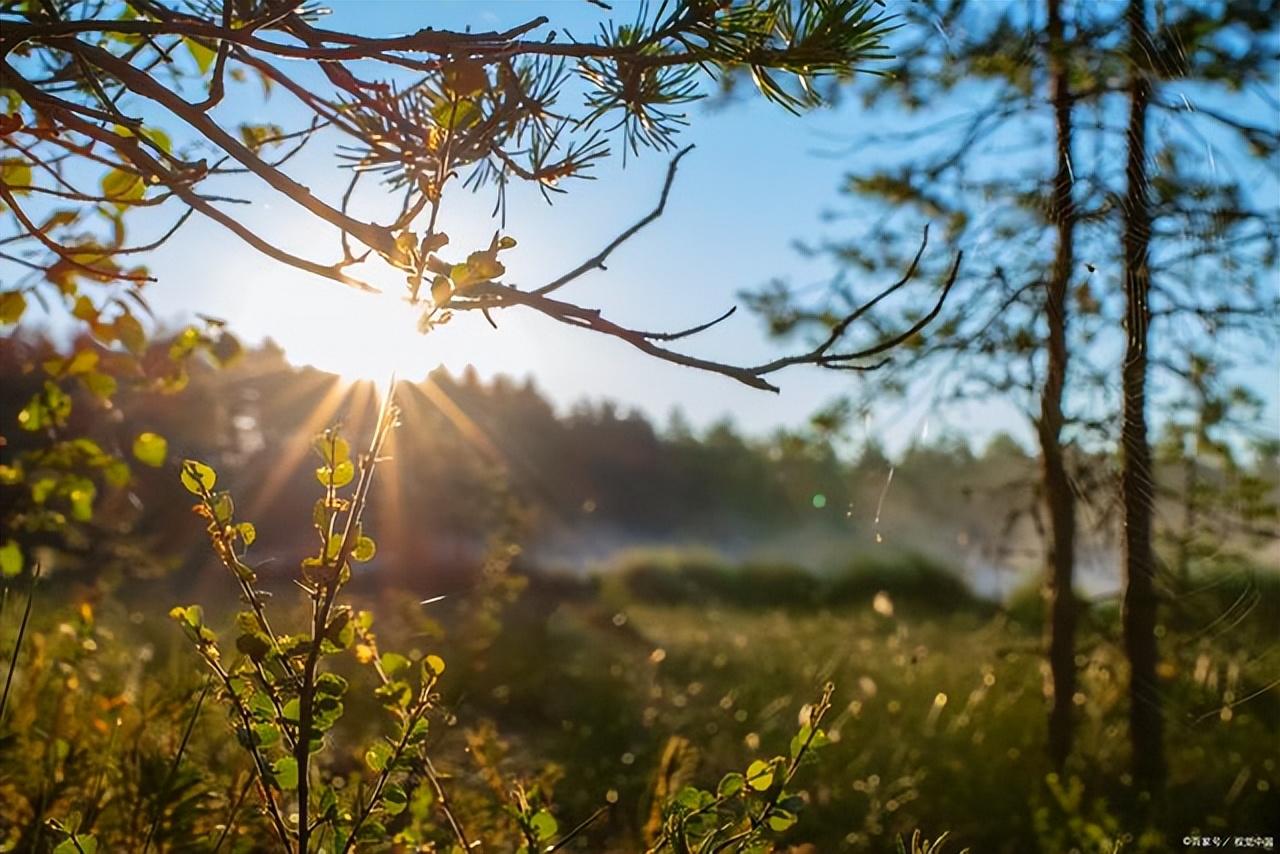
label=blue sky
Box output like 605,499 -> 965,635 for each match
126,0 -> 1022,452
15,0 -> 1276,455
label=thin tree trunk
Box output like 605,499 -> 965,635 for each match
1178,449 -> 1197,583
1041,0 -> 1079,772
1120,0 -> 1166,789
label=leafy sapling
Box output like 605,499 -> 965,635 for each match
168,389 -> 843,852
169,391 -> 459,851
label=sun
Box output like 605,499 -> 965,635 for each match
265,284 -> 440,384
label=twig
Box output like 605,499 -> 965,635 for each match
535,145 -> 694,296
0,563 -> 40,725
141,678 -> 212,854
210,771 -> 257,854
547,805 -> 610,852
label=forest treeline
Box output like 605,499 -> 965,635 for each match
4,334 -> 1274,597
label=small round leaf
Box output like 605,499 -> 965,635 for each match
132,432 -> 168,467
180,459 -> 216,494
746,759 -> 774,791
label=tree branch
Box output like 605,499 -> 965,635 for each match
534,144 -> 694,296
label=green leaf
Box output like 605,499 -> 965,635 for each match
81,371 -> 118,400
169,604 -> 203,629
790,725 -> 829,759
313,432 -> 350,465
365,740 -> 392,772
252,722 -> 281,748
403,717 -> 429,745
0,159 -> 32,195
236,522 -> 256,546
530,809 -> 558,842
45,382 -> 71,422
235,631 -> 271,661
100,168 -> 145,206
381,652 -> 409,677
777,794 -> 806,813
132,432 -> 168,467
315,460 -> 354,488
68,479 -> 96,521
767,810 -> 797,832
180,459 -> 216,494
0,290 -> 27,325
54,837 -> 97,854
272,756 -> 298,790
31,477 -> 56,504
16,397 -> 46,431
323,608 -> 354,651
113,313 -> 146,355
352,536 -> 376,562
0,540 -> 22,578
143,127 -> 172,154
355,819 -> 387,842
314,695 -> 344,734
319,786 -> 339,820
325,533 -> 344,560
64,349 -> 99,376
103,460 -> 131,488
717,772 -> 745,797
432,97 -> 479,131
211,492 -> 234,524
746,759 -> 774,791
185,37 -> 217,73
316,672 -> 348,697
374,679 -> 412,709
383,782 -> 408,816
238,122 -> 286,150
423,654 -> 446,677
674,786 -> 711,810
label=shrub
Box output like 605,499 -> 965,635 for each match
826,552 -> 981,612
605,547 -> 984,614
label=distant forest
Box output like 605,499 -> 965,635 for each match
3,336 -> 1274,598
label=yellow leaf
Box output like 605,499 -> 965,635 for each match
101,169 -> 145,206
185,37 -> 216,73
132,432 -> 168,467
0,290 -> 26,325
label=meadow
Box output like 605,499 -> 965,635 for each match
3,543 -> 1276,852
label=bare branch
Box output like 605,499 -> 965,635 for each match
71,40 -> 400,260
637,306 -> 737,341
534,144 -> 694,296
454,244 -> 960,393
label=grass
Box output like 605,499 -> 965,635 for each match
2,553 -> 1277,852
462,555 -> 1279,852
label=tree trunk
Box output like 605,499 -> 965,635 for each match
1041,0 -> 1079,772
1120,0 -> 1166,789
1177,449 -> 1197,583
